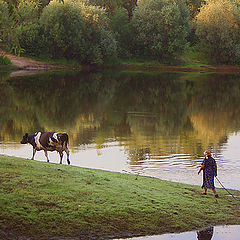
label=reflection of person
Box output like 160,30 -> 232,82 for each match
197,226 -> 214,240
198,151 -> 218,198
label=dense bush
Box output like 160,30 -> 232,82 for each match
0,1 -> 10,42
131,0 -> 190,60
88,0 -> 137,18
14,22 -> 43,56
39,0 -> 86,59
109,8 -> 132,57
195,0 -> 240,64
76,2 -> 117,64
186,0 -> 204,19
39,0 -> 117,64
14,0 -> 40,24
0,1 -> 21,53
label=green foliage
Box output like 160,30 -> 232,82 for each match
195,0 -> 240,64
0,1 -> 21,55
88,0 -> 137,17
11,0 -> 50,56
14,22 -> 43,56
186,0 -> 205,19
40,0 -> 86,59
39,0 -> 117,64
109,8 -> 132,57
0,54 -> 11,65
131,0 -> 190,61
76,2 -> 117,64
3,0 -> 240,65
14,0 -> 40,24
0,1 -> 11,42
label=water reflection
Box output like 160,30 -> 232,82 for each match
115,225 -> 240,240
0,70 -> 240,189
197,226 -> 213,240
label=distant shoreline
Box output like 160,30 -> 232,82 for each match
1,51 -> 240,75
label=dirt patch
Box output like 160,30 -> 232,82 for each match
1,50 -> 51,70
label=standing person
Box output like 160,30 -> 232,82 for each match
198,151 -> 218,198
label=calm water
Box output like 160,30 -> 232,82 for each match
116,225 -> 240,240
1,70 -> 240,191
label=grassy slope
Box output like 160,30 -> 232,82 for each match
0,155 -> 239,239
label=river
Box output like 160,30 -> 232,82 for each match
0,70 -> 240,191
116,225 -> 240,240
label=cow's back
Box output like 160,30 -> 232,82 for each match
39,132 -> 55,149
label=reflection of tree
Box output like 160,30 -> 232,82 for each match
128,147 -> 151,164
189,74 -> 240,153
121,73 -> 240,163
1,71 -> 240,165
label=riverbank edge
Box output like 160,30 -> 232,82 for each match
1,50 -> 240,74
106,63 -> 240,74
0,155 -> 239,239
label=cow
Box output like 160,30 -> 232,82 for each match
20,132 -> 70,165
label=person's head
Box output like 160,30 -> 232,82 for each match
204,150 -> 211,157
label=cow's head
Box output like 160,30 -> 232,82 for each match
21,133 -> 29,144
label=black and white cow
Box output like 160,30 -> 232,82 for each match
21,132 -> 70,164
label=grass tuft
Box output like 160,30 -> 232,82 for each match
0,55 -> 11,65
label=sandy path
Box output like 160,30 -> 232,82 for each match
1,50 -> 51,70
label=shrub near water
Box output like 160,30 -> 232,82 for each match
195,0 -> 240,64
0,1 -> 16,52
131,0 -> 190,60
76,2 -> 117,64
14,22 -> 43,56
109,8 -> 133,57
39,0 -> 117,64
39,0 -> 87,60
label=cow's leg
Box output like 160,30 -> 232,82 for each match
59,151 -> 63,164
44,150 -> 50,162
31,148 -> 36,160
65,147 -> 70,165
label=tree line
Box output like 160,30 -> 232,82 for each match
0,0 -> 240,64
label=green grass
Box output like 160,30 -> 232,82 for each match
0,155 -> 239,239
118,57 -> 163,66
0,55 -> 11,66
179,45 -> 213,68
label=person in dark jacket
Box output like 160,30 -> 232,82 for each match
198,150 -> 218,198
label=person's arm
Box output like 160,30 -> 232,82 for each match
214,162 -> 217,177
198,164 -> 205,174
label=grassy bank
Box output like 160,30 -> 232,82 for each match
2,46 -> 240,74
0,155 -> 239,239
110,51 -> 240,73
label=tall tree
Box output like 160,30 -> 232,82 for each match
186,0 -> 205,19
131,0 -> 190,60
195,0 -> 240,63
88,0 -> 137,18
